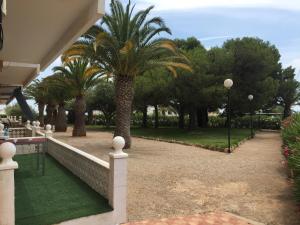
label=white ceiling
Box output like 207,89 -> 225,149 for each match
0,0 -> 105,104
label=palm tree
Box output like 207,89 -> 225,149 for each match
24,79 -> 49,126
63,0 -> 191,148
53,59 -> 100,136
44,74 -> 72,132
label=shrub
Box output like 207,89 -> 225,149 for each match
281,113 -> 300,202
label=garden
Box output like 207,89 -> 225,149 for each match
282,114 -> 300,202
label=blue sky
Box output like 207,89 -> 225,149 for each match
40,0 -> 300,80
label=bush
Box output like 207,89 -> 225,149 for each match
209,115 -> 281,130
281,114 -> 300,202
5,104 -> 37,120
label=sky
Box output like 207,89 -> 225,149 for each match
7,0 -> 299,110
40,0 -> 300,79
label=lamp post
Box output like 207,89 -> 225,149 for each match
248,94 -> 254,138
224,79 -> 233,153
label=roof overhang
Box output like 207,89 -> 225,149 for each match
0,0 -> 105,104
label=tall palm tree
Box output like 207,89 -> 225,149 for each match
24,79 -> 49,126
63,0 -> 191,148
53,59 -> 100,136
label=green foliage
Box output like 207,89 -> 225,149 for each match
53,59 -> 100,98
5,104 -> 37,119
276,66 -> 300,118
87,80 -> 116,127
281,113 -> 300,202
63,0 -> 191,78
134,69 -> 173,109
223,37 -> 281,113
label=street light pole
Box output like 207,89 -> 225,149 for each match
248,95 -> 254,138
227,89 -> 231,152
224,79 -> 233,153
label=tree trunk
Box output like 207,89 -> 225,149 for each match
189,108 -> 198,130
53,108 -> 58,126
38,102 -> 45,127
154,105 -> 159,129
283,104 -> 292,119
197,107 -> 208,127
142,105 -> 148,128
45,104 -> 55,125
72,96 -> 86,137
114,76 -> 134,149
55,103 -> 67,132
178,104 -> 185,129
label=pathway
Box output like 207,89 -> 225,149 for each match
54,130 -> 299,225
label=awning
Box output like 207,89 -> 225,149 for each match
0,0 -> 105,104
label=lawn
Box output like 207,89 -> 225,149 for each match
14,154 -> 112,225
86,126 -> 252,150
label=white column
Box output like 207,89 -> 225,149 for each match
0,142 -> 18,225
109,136 -> 128,224
32,121 -> 37,137
36,121 -> 41,133
45,124 -> 53,138
25,120 -> 31,129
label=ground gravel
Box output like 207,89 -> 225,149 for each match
54,130 -> 300,225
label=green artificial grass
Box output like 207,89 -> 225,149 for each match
86,126 -> 252,150
14,154 -> 112,225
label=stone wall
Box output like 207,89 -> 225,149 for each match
47,137 -> 110,198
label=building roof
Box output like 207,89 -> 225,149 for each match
0,0 -> 105,104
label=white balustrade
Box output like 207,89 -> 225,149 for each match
109,136 -> 128,224
0,142 -> 18,225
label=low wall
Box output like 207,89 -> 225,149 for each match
47,137 -> 110,198
9,128 -> 32,138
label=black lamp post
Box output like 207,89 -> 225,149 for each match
224,79 -> 233,153
248,94 -> 254,138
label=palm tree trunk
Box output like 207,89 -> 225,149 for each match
114,76 -> 134,149
72,96 -> 86,137
38,102 -> 45,127
154,105 -> 159,129
55,103 -> 67,132
45,104 -> 55,125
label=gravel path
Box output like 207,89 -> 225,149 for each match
54,130 -> 299,225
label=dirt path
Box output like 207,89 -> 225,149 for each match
54,130 -> 299,225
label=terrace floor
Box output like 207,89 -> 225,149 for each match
54,130 -> 300,225
14,154 -> 112,225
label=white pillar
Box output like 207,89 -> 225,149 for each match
25,120 -> 30,129
32,121 -> 37,137
36,121 -> 41,133
0,142 -> 18,225
45,124 -> 53,138
109,136 -> 128,224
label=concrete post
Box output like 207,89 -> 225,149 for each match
45,124 -> 53,138
109,136 -> 128,224
36,121 -> 41,133
0,142 -> 18,225
25,120 -> 31,129
32,121 -> 37,137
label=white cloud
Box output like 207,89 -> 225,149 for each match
199,35 -> 233,41
138,0 -> 300,11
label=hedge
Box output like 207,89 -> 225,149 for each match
281,114 -> 300,202
91,113 -> 281,130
